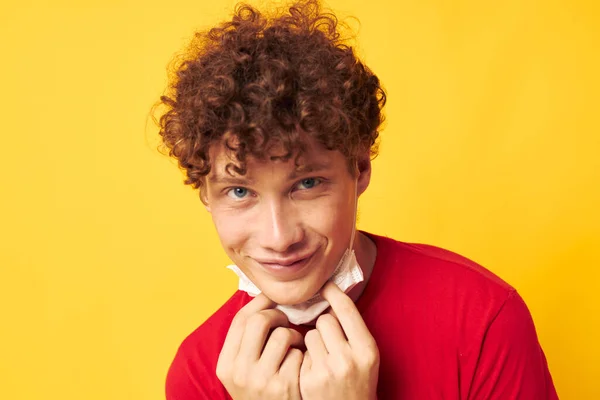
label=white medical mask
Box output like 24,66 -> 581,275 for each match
226,180 -> 363,325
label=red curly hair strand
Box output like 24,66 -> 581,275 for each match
154,0 -> 386,191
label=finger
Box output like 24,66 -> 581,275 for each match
259,327 -> 304,374
278,348 -> 304,379
218,294 -> 276,365
300,350 -> 312,376
304,329 -> 328,363
320,281 -> 372,346
315,313 -> 348,353
325,307 -> 339,321
237,293 -> 277,319
238,308 -> 290,363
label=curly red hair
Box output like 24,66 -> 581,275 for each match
155,0 -> 386,190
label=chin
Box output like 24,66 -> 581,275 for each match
267,290 -> 314,306
264,280 -> 321,306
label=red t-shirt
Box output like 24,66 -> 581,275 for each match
166,233 -> 558,399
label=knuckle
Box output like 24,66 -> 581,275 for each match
215,361 -> 229,382
315,313 -> 335,330
270,327 -> 292,344
338,301 -> 355,317
265,380 -> 284,397
230,313 -> 247,329
248,375 -> 267,392
318,366 -> 334,382
264,384 -> 277,397
285,348 -> 304,368
247,312 -> 270,331
334,357 -> 356,377
305,329 -> 319,342
231,369 -> 247,387
287,347 -> 303,359
361,343 -> 380,366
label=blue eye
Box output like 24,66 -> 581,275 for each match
298,178 -> 320,190
227,187 -> 248,199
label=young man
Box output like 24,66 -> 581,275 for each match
157,1 -> 558,398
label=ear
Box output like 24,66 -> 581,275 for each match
199,189 -> 211,213
356,155 -> 372,197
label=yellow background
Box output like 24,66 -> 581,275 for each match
1,0 -> 598,398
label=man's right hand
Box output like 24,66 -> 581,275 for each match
216,294 -> 304,400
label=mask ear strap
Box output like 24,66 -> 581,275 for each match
348,179 -> 359,251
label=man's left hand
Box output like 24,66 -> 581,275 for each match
300,281 -> 380,400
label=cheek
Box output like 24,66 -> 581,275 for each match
211,211 -> 249,249
303,194 -> 354,237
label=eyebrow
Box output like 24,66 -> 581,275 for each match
207,175 -> 256,185
208,160 -> 332,185
288,160 -> 332,179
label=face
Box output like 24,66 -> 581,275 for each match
203,138 -> 371,305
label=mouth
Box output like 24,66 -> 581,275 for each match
254,250 -> 317,276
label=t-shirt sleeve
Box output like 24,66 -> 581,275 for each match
467,290 -> 559,400
165,342 -> 230,400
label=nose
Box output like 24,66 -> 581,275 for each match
257,198 -> 304,253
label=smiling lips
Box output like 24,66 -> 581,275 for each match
260,256 -> 308,266
255,251 -> 316,274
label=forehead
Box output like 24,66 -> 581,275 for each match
207,138 -> 343,180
